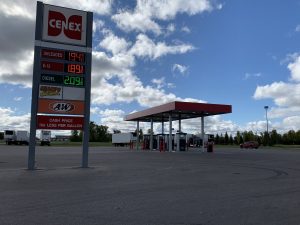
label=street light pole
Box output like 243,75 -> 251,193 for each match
264,106 -> 269,134
264,106 -> 269,146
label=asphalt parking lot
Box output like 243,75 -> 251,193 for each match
0,145 -> 300,225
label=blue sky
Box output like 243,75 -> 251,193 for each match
1,0 -> 300,135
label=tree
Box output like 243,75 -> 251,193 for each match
229,134 -> 234,145
270,129 -> 280,146
235,131 -> 243,145
113,129 -> 121,134
224,132 -> 229,145
215,134 -> 220,144
147,129 -> 154,135
70,130 -> 81,142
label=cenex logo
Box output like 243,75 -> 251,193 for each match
48,10 -> 82,40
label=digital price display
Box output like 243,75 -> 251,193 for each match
41,61 -> 64,72
41,49 -> 85,63
64,64 -> 85,74
64,76 -> 84,87
66,51 -> 85,63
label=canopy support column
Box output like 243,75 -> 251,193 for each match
136,120 -> 139,150
150,118 -> 153,151
201,116 -> 205,152
169,114 -> 172,152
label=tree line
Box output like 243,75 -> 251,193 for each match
214,130 -> 300,146
70,121 -> 111,142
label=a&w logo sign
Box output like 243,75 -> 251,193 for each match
42,4 -> 87,46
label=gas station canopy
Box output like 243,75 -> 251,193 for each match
125,101 -> 232,122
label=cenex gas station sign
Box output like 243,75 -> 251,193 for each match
28,2 -> 93,170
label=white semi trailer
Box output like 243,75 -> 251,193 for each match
112,133 -> 137,146
4,130 -> 29,145
40,130 -> 51,146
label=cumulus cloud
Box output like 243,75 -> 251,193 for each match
254,82 -> 300,107
253,53 -> 300,130
166,23 -> 176,34
0,107 -> 30,131
112,0 -> 216,35
45,0 -> 113,15
151,77 -> 166,89
130,34 -> 194,60
99,32 -> 131,55
172,64 -> 189,75
287,55 -> 300,82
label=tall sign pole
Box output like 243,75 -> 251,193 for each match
28,2 -> 93,170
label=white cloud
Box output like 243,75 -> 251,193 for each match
269,106 -> 300,119
130,34 -> 194,60
287,55 -> 300,82
112,11 -> 162,35
13,97 -> 23,101
172,64 -> 188,75
151,77 -> 166,89
295,24 -> 300,32
45,0 -> 113,15
0,107 -> 30,131
93,19 -> 105,34
99,32 -> 131,55
112,0 -> 215,35
0,0 -> 35,19
253,54 -> 300,130
244,72 -> 262,80
254,82 -> 300,107
166,23 -> 176,34
181,26 -> 191,33
281,116 -> 300,131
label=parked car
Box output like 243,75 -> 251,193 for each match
240,141 -> 260,149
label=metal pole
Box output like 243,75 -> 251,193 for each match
177,115 -> 181,152
201,116 -> 205,152
169,114 -> 172,152
150,118 -> 153,151
81,11 -> 93,168
178,115 -> 181,132
28,2 -> 43,170
264,106 -> 269,146
136,120 -> 139,150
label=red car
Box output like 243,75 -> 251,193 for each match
240,141 -> 259,149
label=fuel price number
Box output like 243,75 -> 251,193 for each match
66,51 -> 85,63
64,75 -> 84,87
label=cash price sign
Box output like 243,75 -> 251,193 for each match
28,2 -> 93,170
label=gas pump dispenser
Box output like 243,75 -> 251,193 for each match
207,134 -> 214,152
157,134 -> 166,152
176,132 -> 187,151
166,134 -> 175,151
142,134 -> 150,150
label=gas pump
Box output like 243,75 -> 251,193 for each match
143,134 -> 150,150
207,134 -> 214,152
153,135 -> 158,150
165,134 -> 175,151
157,134 -> 164,152
176,132 -> 187,151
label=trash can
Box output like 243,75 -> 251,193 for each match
207,142 -> 213,152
